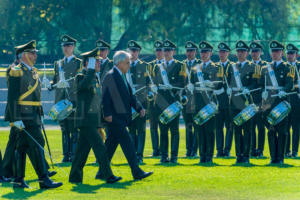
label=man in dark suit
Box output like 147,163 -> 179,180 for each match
98,50 -> 153,180
49,35 -> 81,162
69,48 -> 121,184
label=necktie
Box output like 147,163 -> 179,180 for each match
122,74 -> 129,92
64,57 -> 68,64
188,61 -> 192,68
158,60 -> 161,64
166,61 -> 169,67
273,62 -> 277,69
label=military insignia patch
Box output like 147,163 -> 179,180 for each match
220,44 -> 224,48
238,42 -> 243,47
165,42 -> 170,47
201,44 -> 206,48
271,42 -> 277,48
187,43 -> 192,48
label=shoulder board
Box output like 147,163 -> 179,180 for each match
9,65 -> 23,77
179,63 -> 187,77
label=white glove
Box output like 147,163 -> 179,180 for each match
187,83 -> 194,93
13,121 -> 25,130
226,88 -> 232,96
42,77 -> 51,89
204,80 -> 214,88
56,80 -> 69,88
150,84 -> 158,94
242,88 -> 250,95
87,57 -> 96,69
278,91 -> 286,98
262,91 -> 268,101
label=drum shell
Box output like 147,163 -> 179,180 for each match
159,101 -> 183,125
267,101 -> 291,126
193,102 -> 218,126
233,104 -> 258,126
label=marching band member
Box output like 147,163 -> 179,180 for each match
152,39 -> 187,164
127,40 -> 150,164
285,43 -> 300,158
191,41 -> 222,163
148,41 -> 164,157
182,41 -> 200,158
249,41 -> 267,158
49,35 -> 81,162
215,42 -> 234,157
260,40 -> 294,164
226,40 -> 258,164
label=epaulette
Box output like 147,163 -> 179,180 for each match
287,65 -> 295,79
217,64 -> 224,78
252,65 -> 261,79
8,65 -> 23,77
179,63 -> 187,77
32,67 -> 38,72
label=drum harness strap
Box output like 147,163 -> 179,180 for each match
159,62 -> 175,98
232,63 -> 251,105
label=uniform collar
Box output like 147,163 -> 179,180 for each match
252,59 -> 261,64
165,59 -> 174,66
64,55 -> 74,63
288,61 -> 296,66
156,58 -> 164,64
203,60 -> 211,67
21,62 -> 33,71
237,60 -> 247,68
221,60 -> 229,66
102,58 -> 108,64
272,60 -> 282,66
187,58 -> 196,64
131,59 -> 140,66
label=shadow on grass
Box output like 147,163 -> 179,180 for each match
265,163 -> 294,168
154,162 -> 184,167
1,188 -> 44,200
71,180 -> 134,193
231,163 -> 257,167
56,162 -> 72,168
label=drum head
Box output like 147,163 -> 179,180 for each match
267,101 -> 291,126
49,99 -> 73,121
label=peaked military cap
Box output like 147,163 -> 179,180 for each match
249,41 -> 263,52
128,40 -> 142,50
199,41 -> 213,52
154,40 -> 163,50
236,40 -> 249,51
80,48 -> 101,59
185,41 -> 198,50
218,42 -> 231,51
96,39 -> 110,49
286,43 -> 298,53
269,40 -> 284,50
61,34 -> 77,46
15,40 -> 39,56
163,39 -> 176,49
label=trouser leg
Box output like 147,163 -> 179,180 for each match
136,116 -> 146,160
170,117 -> 180,160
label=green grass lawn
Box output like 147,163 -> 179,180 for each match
1,128 -> 300,200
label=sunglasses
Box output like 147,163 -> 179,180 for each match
287,51 -> 296,55
186,49 -> 196,52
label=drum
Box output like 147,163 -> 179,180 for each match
267,101 -> 291,126
193,102 -> 218,126
233,104 -> 258,126
132,107 -> 139,120
159,101 -> 183,125
49,99 -> 73,121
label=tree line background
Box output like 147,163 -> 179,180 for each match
0,0 -> 300,64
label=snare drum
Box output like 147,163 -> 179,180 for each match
159,101 -> 183,125
193,102 -> 218,126
49,99 -> 73,121
233,104 -> 258,126
267,101 -> 291,126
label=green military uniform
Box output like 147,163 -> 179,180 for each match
227,40 -> 258,164
182,41 -> 200,157
127,40 -> 150,163
153,39 -> 187,163
215,42 -> 233,157
191,41 -> 222,163
5,40 -> 62,189
147,40 -> 164,157
285,43 -> 300,157
259,41 -> 294,164
69,48 -> 114,183
50,35 -> 81,162
95,39 -> 113,83
249,41 -> 267,157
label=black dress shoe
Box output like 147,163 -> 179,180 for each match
236,157 -> 243,164
48,171 -> 57,177
191,152 -> 198,158
170,158 -> 178,164
186,152 -> 191,157
270,159 -> 278,164
13,178 -> 29,188
106,175 -> 122,184
152,151 -> 160,157
206,158 -> 213,164
39,176 -> 63,189
285,153 -> 292,158
134,171 -> 153,180
223,151 -> 230,157
291,153 -> 297,158
160,157 -> 169,163
0,176 -> 11,183
243,157 -> 250,164
199,157 -> 206,163
257,152 -> 263,158
278,160 -> 284,165
216,152 -> 223,158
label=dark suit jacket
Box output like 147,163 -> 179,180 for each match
102,67 -> 143,127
